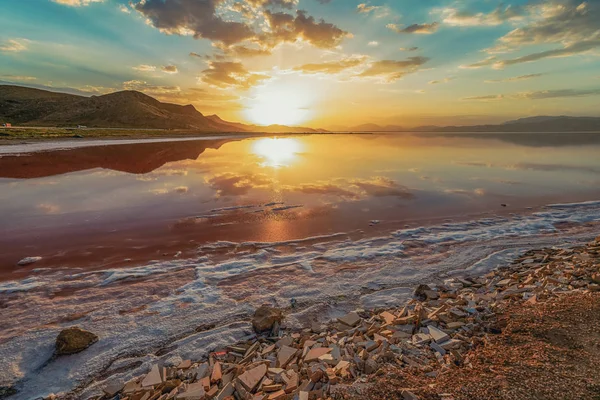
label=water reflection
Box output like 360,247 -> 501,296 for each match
251,138 -> 303,168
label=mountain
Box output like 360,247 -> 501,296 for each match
331,116 -> 600,133
0,85 -> 322,133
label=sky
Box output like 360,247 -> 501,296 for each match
1,0 -> 599,128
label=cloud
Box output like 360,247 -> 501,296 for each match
357,3 -> 378,14
133,0 -> 348,51
400,47 -> 419,52
220,45 -> 272,57
460,56 -> 498,69
293,56 -> 366,74
518,88 -> 600,100
119,4 -> 130,13
0,39 -> 29,52
161,65 -> 179,74
462,94 -> 504,101
199,61 -> 270,89
357,57 -> 429,82
439,5 -> 525,26
485,73 -> 544,83
493,40 -> 600,68
262,10 -> 349,49
0,75 -> 37,81
205,172 -> 272,197
134,0 -> 255,46
52,0 -> 104,6
367,41 -> 379,47
470,1 -> 600,67
387,23 -> 439,34
122,80 -> 181,95
462,88 -> 600,101
429,77 -> 455,85
37,203 -> 60,214
132,64 -> 157,72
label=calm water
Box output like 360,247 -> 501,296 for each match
1,132 -> 600,273
2,132 -> 600,399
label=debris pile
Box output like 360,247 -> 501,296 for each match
92,236 -> 599,400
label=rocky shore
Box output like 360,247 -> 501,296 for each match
15,236 -> 600,400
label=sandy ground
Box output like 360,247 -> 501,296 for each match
344,292 -> 600,400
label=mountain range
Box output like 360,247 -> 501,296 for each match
0,85 -> 325,133
331,115 -> 600,133
2,84 -> 599,133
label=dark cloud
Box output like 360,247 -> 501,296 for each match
261,10 -> 348,49
387,22 -> 439,34
134,0 -> 255,46
357,57 -> 429,82
200,61 -> 270,89
133,0 -> 348,51
161,65 -> 178,73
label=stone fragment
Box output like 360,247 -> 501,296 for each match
141,365 -> 163,388
55,327 -> 98,355
304,347 -> 332,362
178,382 -> 206,399
252,306 -> 284,333
427,325 -> 450,343
238,363 -> 267,392
277,345 -> 297,368
338,312 -> 361,327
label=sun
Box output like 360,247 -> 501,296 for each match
244,80 -> 315,126
252,138 -> 303,168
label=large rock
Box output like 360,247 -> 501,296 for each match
55,327 -> 98,355
252,306 -> 283,333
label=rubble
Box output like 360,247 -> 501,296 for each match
95,237 -> 600,400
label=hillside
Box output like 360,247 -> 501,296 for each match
0,85 -> 321,133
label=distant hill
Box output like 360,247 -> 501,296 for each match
0,85 -> 322,133
332,116 -> 600,133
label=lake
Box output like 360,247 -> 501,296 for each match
1,132 -> 600,398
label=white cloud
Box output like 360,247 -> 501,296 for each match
0,39 -> 29,52
52,0 -> 104,6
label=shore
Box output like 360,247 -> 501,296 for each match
10,235 -> 597,400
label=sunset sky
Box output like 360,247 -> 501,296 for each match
1,0 -> 599,127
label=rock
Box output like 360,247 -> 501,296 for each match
55,327 -> 98,355
252,306 -> 284,333
338,311 -> 361,327
402,390 -> 420,400
364,359 -> 379,374
17,256 -> 42,266
413,284 -> 432,301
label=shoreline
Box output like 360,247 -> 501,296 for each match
18,234 -> 599,400
2,226 -> 599,400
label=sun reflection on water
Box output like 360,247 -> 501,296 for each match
251,138 -> 303,168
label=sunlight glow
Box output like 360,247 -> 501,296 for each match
252,138 -> 303,168
244,80 -> 315,126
